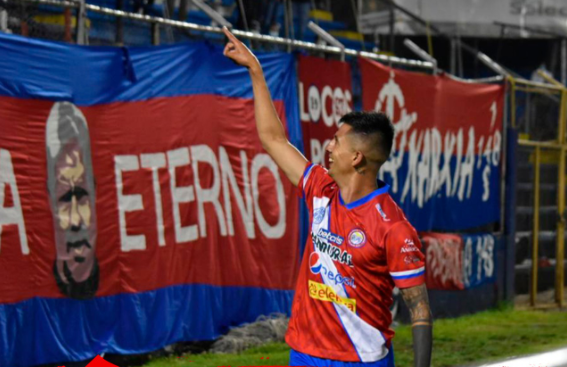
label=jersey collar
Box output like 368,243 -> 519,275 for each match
339,180 -> 390,210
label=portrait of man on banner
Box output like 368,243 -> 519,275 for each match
46,102 -> 99,299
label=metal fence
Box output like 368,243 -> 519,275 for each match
0,0 -> 434,70
511,75 -> 566,308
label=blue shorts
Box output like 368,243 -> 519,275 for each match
289,346 -> 395,367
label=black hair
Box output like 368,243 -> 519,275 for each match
339,111 -> 394,163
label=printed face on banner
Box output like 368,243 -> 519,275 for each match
46,102 -> 99,299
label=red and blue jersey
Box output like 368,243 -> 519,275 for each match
285,163 -> 425,362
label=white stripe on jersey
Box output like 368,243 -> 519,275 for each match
390,266 -> 425,279
303,164 -> 314,191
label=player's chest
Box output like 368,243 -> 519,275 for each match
310,195 -> 385,268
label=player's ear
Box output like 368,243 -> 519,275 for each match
352,150 -> 364,167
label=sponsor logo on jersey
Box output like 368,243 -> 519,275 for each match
401,238 -> 419,253
308,280 -> 356,312
404,255 -> 421,265
309,252 -> 323,274
309,252 -> 355,288
401,246 -> 419,253
375,203 -> 390,221
348,228 -> 367,248
316,228 -> 344,246
313,207 -> 326,225
312,234 -> 354,267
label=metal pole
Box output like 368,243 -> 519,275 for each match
0,8 -> 8,33
556,90 -> 567,307
76,0 -> 87,45
151,22 -> 160,45
191,0 -> 232,28
283,0 -> 290,40
288,0 -> 294,40
236,0 -> 249,32
562,38 -> 566,86
510,78 -> 516,134
63,6 -> 72,42
19,1 -> 28,37
351,0 -> 361,34
403,38 -> 437,73
450,38 -> 456,75
389,3 -> 394,53
531,145 -> 540,307
116,0 -> 124,45
179,0 -> 189,21
307,21 -> 346,61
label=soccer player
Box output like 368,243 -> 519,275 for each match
223,27 -> 432,367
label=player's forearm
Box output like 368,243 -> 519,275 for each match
248,64 -> 288,151
411,316 -> 432,367
400,284 -> 433,367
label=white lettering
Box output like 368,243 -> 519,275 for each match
0,149 -> 28,255
299,82 -> 310,122
219,147 -> 255,238
321,85 -> 334,127
167,147 -> 198,244
251,154 -> 286,238
310,138 -> 330,167
308,85 -> 321,123
140,153 -> 166,246
191,145 -> 227,238
115,155 -> 146,252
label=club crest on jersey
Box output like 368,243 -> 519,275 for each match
309,252 -> 323,274
317,228 -> 344,246
348,229 -> 366,248
313,207 -> 326,225
375,203 -> 390,221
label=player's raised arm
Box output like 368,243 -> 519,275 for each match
222,27 -> 308,187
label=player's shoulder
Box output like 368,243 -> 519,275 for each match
372,193 -> 407,225
304,163 -> 334,187
368,193 -> 420,242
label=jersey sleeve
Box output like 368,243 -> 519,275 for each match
298,163 -> 332,202
384,221 -> 426,289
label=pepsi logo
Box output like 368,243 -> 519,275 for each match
309,252 -> 322,274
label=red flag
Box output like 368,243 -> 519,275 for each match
86,355 -> 119,367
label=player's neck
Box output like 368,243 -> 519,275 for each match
336,172 -> 379,205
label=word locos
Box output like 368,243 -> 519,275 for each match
299,83 -> 352,127
299,83 -> 352,167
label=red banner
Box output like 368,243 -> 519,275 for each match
298,55 -> 353,168
0,95 -> 300,304
360,58 -> 505,231
421,233 -> 465,290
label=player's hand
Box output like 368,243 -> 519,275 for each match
223,27 -> 260,71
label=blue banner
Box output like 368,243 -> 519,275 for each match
0,32 -> 302,367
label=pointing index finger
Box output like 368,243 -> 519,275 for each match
223,26 -> 239,43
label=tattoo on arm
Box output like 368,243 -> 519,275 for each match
400,284 -> 433,367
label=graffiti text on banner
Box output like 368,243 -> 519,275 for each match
360,58 -> 505,231
421,232 -> 497,290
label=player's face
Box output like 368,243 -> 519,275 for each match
326,124 -> 356,178
53,143 -> 95,283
